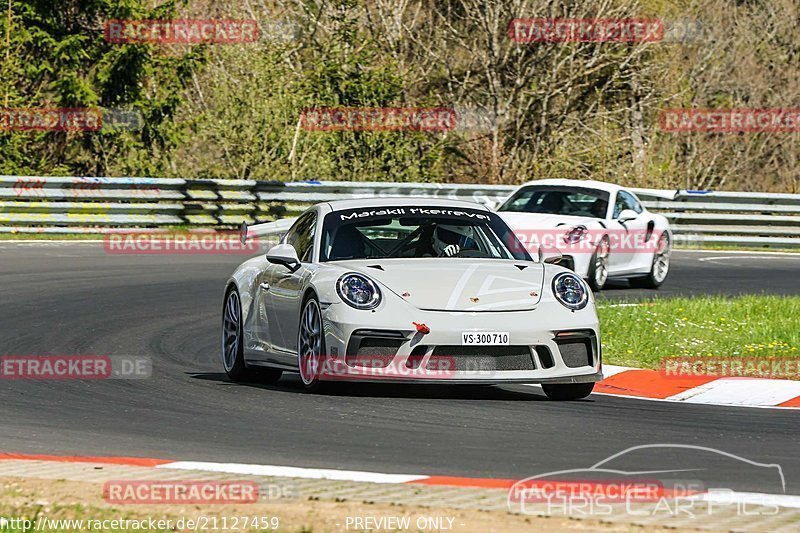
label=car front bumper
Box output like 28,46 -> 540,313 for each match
318,301 -> 601,384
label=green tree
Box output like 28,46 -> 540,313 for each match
0,0 -> 201,176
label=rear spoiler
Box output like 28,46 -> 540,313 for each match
239,218 -> 298,244
629,188 -> 679,201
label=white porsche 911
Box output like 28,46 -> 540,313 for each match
496,179 -> 672,291
223,198 -> 601,399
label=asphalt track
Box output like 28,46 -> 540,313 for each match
0,243 -> 799,495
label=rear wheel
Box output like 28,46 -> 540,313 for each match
587,237 -> 610,291
630,232 -> 671,289
222,288 -> 282,383
542,382 -> 595,401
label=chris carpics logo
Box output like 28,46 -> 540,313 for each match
508,444 -> 788,519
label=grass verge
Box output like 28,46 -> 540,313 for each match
599,295 -> 800,372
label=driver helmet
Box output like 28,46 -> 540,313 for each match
432,224 -> 476,255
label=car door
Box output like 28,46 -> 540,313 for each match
250,257 -> 285,364
609,190 -> 648,274
265,211 -> 317,358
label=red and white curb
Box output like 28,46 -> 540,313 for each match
2,453 -> 800,510
0,453 -> 509,488
583,364 -> 800,409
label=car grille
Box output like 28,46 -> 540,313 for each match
557,338 -> 594,368
427,345 -> 536,371
346,330 -> 405,367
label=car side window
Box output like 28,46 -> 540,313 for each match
503,189 -> 535,211
284,212 -> 316,262
613,191 -> 644,218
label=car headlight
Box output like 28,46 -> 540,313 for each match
564,225 -> 588,244
552,272 -> 588,310
337,273 -> 381,310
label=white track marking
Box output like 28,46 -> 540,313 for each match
698,255 -> 800,263
666,378 -> 800,406
689,490 -> 800,510
588,390 -> 800,410
157,460 -> 800,508
157,461 -> 429,484
601,364 -> 635,379
523,376 -> 800,411
676,249 -> 800,256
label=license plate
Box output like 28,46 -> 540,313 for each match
461,332 -> 510,345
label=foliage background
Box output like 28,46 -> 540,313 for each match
0,0 -> 797,191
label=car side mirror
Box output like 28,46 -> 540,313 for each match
266,243 -> 300,270
537,246 -> 563,265
617,209 -> 639,223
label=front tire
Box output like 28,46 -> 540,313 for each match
297,295 -> 329,393
630,232 -> 671,289
222,287 -> 282,383
542,382 -> 595,401
587,237 -> 610,291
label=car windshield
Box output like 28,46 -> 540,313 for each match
500,186 -> 610,219
320,206 -> 531,262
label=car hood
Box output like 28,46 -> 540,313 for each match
335,259 -> 544,311
498,211 -> 599,230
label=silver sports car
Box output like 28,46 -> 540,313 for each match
223,198 -> 601,398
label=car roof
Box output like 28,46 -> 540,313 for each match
325,197 -> 490,211
516,179 -> 624,195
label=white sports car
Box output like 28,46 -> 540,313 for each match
223,198 -> 601,399
495,179 -> 672,290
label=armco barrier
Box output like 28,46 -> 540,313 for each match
642,190 -> 800,247
1,176 -> 798,247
